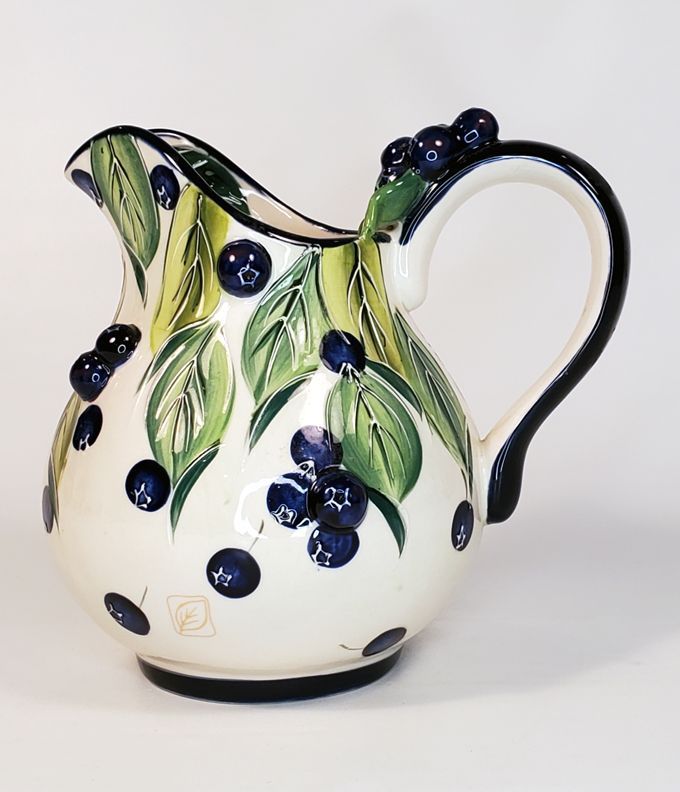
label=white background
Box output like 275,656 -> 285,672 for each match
1,0 -> 678,789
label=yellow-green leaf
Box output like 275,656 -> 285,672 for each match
48,393 -> 81,525
320,239 -> 403,372
151,186 -> 228,351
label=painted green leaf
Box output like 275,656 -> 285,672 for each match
366,360 -> 422,416
170,445 -> 219,532
320,239 -> 403,372
327,368 -> 422,501
242,247 -> 328,404
177,146 -> 250,215
48,393 -> 81,526
151,185 -> 228,351
394,311 -> 472,486
248,372 -> 313,450
360,170 -> 427,238
368,487 -> 406,555
146,321 -> 233,523
91,133 -> 160,303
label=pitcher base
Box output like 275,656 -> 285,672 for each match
137,650 -> 402,703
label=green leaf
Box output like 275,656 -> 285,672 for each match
248,372 -> 313,450
170,445 -> 219,532
394,311 -> 472,486
177,146 -> 250,215
91,133 -> 160,303
360,170 -> 427,238
327,368 -> 422,501
151,185 -> 228,351
146,320 -> 233,490
242,248 -> 328,404
48,393 -> 81,526
320,239 -> 403,372
368,487 -> 406,555
366,360 -> 422,416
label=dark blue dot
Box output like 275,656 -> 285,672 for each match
266,472 -> 310,529
72,405 -> 103,451
150,164 -> 181,210
409,124 -> 461,179
217,240 -> 271,297
69,351 -> 111,402
451,500 -> 474,551
206,548 -> 261,598
125,460 -> 171,512
72,169 -> 102,205
290,426 -> 342,478
362,627 -> 406,656
308,469 -> 368,532
380,136 -> 412,170
104,592 -> 150,635
307,527 -> 359,568
319,330 -> 366,375
42,486 -> 54,534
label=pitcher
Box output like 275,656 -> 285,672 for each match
43,108 -> 629,701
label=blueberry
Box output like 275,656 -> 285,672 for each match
125,459 -> 171,512
307,527 -> 359,568
409,124 -> 461,179
362,627 -> 407,657
71,168 -> 102,205
266,472 -> 311,529
217,239 -> 271,297
104,592 -> 150,635
42,486 -> 54,534
319,330 -> 366,375
380,136 -> 412,170
72,405 -> 103,450
290,426 -> 342,478
308,468 -> 368,532
451,500 -> 474,551
150,164 -> 180,210
95,323 -> 141,368
376,164 -> 409,189
206,548 -> 261,598
69,352 -> 111,402
450,108 -> 499,150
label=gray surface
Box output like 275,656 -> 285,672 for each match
1,0 -> 678,789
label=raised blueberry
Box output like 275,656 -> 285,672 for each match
290,426 -> 342,478
307,527 -> 359,568
95,323 -> 141,368
150,164 -> 181,210
104,592 -> 150,635
450,108 -> 499,149
362,627 -> 406,656
71,168 -> 102,205
125,459 -> 171,512
320,330 -> 366,375
266,472 -> 311,529
307,468 -> 368,532
380,136 -> 412,170
409,124 -> 461,179
69,351 -> 111,402
206,548 -> 261,598
72,405 -> 103,450
451,500 -> 474,551
376,165 -> 409,189
217,239 -> 271,297
42,486 -> 54,534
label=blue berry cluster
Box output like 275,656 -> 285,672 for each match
69,323 -> 141,402
377,107 -> 499,187
266,418 -> 368,569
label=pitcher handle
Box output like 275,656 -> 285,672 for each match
402,141 -> 630,523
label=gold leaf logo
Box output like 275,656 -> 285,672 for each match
167,595 -> 215,637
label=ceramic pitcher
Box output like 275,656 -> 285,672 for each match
43,109 -> 629,701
